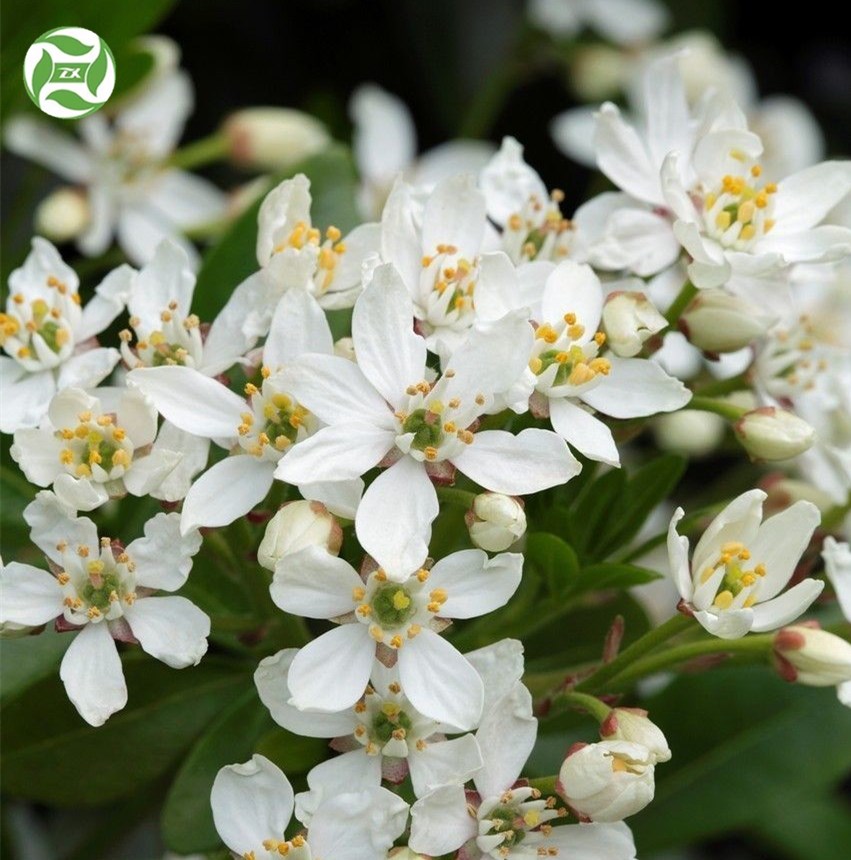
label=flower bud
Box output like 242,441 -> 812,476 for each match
600,708 -> 671,763
388,850 -> 427,860
679,289 -> 770,353
601,291 -> 666,358
733,407 -> 815,461
762,476 -> 836,516
34,188 -> 90,243
223,108 -> 331,172
257,501 -> 342,571
773,625 -> 851,687
465,492 -> 526,552
556,740 -> 655,822
571,45 -> 629,101
653,409 -> 726,457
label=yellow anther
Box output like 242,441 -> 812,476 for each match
427,601 -> 441,613
429,588 -> 448,604
740,573 -> 757,587
160,310 -> 173,323
443,421 -> 457,433
75,463 -> 92,477
457,429 -> 474,444
369,624 -> 384,641
416,569 -> 429,582
755,191 -> 768,208
244,382 -> 259,396
524,810 -> 541,827
261,366 -> 271,379
77,545 -> 90,557
375,568 -> 387,582
57,572 -> 70,585
765,182 -> 777,193
108,590 -> 119,603
12,293 -> 24,304
424,446 -> 438,460
356,603 -> 371,617
392,728 -> 407,740
272,393 -> 292,409
87,606 -> 102,619
743,593 -> 757,608
751,164 -> 762,177
475,393 -> 485,405
448,397 -> 461,408
389,634 -> 403,649
240,412 -> 254,425
529,356 -> 543,374
740,224 -> 756,241
59,448 -> 74,464
112,450 -> 131,467
88,450 -> 102,465
700,567 -> 715,584
408,624 -> 421,638
535,324 -> 558,343
291,836 -> 306,848
764,218 -> 775,233
739,549 -> 751,560
594,331 -> 607,346
568,363 -> 596,386
17,346 -> 31,359
416,739 -> 427,751
714,590 -> 734,609
326,225 -> 342,242
715,211 -> 732,231
754,563 -> 767,576
737,201 -> 755,223
508,214 -> 524,231
237,424 -> 250,436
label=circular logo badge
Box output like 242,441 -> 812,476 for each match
24,27 -> 116,119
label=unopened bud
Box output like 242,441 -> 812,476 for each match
773,625 -> 851,687
223,108 -> 331,171
679,289 -> 770,353
465,492 -> 526,552
35,188 -> 90,243
388,850 -> 427,860
571,45 -> 629,101
257,500 -> 342,571
334,337 -> 357,362
600,708 -> 671,763
653,409 -> 725,457
602,291 -> 666,357
762,476 -> 836,516
556,740 -> 655,822
734,407 -> 815,461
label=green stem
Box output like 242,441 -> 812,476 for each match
550,690 -> 612,722
436,486 -> 477,508
664,281 -> 698,327
695,373 -> 751,397
168,132 -> 229,170
687,396 -> 748,422
603,633 -> 775,690
528,775 -> 559,797
575,614 -> 692,694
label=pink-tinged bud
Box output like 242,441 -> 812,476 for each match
556,740 -> 656,822
223,108 -> 330,171
600,708 -> 671,763
601,291 -> 667,357
773,625 -> 851,687
465,492 -> 526,552
257,500 -> 342,570
679,289 -> 770,352
734,407 -> 815,461
35,187 -> 90,243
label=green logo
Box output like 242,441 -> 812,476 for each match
24,27 -> 115,119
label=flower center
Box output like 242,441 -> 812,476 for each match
1,279 -> 80,369
528,313 -> 610,392
394,383 -> 477,463
273,221 -> 346,295
699,541 -> 767,609
477,787 -> 565,858
418,244 -> 478,332
56,411 -> 134,481
57,538 -> 136,624
504,189 -> 574,264
120,303 -> 203,369
257,834 -> 312,860
702,162 -> 777,250
238,373 -> 315,460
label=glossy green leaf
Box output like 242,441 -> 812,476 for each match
1,655 -> 249,806
254,727 -> 329,775
525,532 -> 580,596
162,689 -> 272,854
574,562 -> 661,592
0,627 -> 70,702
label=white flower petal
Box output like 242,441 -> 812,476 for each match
414,140 -> 496,189
750,579 -> 825,633
823,537 -> 851,621
254,649 -> 356,737
541,260 -> 604,332
771,161 -> 851,233
464,638 -> 526,713
126,512 -> 202,591
756,225 -> 851,263
148,422 -> 211,503
264,289 -> 333,372
56,349 -> 120,391
23,491 -> 96,565
128,240 -> 195,332
0,561 -> 64,626
287,625 -> 375,712
59,623 -> 127,726
595,103 -> 660,206
355,457 -> 436,578
116,205 -> 199,270
549,397 -> 620,466
427,549 -> 522,619
666,508 -> 694,602
211,755 -> 292,857
180,456 -> 274,532
295,751 -> 382,827
77,264 -> 136,341
271,546 -> 362,618
693,607 -> 754,639
257,174 -> 312,263
127,367 -> 245,440
352,263 -> 426,409
473,680 -> 537,799
52,474 -> 109,511
452,428 -> 581,495
398,629 -> 483,730
48,387 -> 97,431
643,54 -> 692,171
479,136 -> 548,225
546,821 -> 637,859
144,170 -> 226,229
580,355 -> 691,418
117,386 -> 158,449
380,178 -> 423,292
422,174 -> 486,260
409,784 -> 475,856
4,116 -> 92,181
0,363 -> 54,433
124,596 -> 209,668
585,0 -> 668,44
409,733 -> 483,798
350,84 -> 417,185
691,489 -> 765,578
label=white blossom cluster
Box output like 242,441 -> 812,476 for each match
2,6 -> 851,859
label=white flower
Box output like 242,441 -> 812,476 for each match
128,288 -> 361,530
222,107 -> 330,171
529,0 -> 669,46
250,174 -> 380,310
211,754 -> 408,860
11,386 -> 182,512
4,56 -> 225,269
257,501 -> 342,571
482,260 -> 690,466
0,238 -> 132,433
276,262 -> 579,512
466,493 -> 527,552
599,708 -> 671,763
667,489 -> 823,639
255,653 -> 483,801
557,740 -> 656,822
410,675 -> 637,858
0,494 -> 206,725
271,502 -> 523,727
35,188 -> 90,242
823,537 -> 851,706
733,407 -> 815,461
350,84 -> 494,219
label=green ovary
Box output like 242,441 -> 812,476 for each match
486,804 -> 525,846
80,570 -> 122,612
401,408 -> 444,451
372,708 -> 414,743
371,584 -> 416,628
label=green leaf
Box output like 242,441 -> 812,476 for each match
0,627 -> 70,702
254,727 -> 328,775
192,145 -> 360,322
27,46 -> 52,100
41,34 -> 91,56
1,655 -> 249,806
85,40 -> 107,96
525,532 -> 580,596
574,562 -> 661,592
46,89 -> 99,111
162,690 -> 272,854
569,469 -> 627,559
